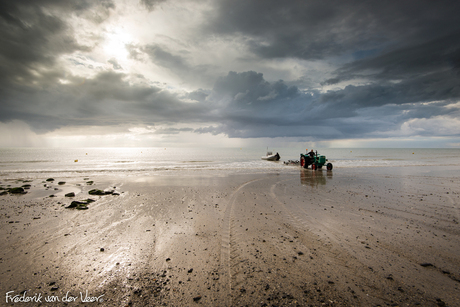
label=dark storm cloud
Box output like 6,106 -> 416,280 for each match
1,0 -> 460,143
1,69 -> 317,138
140,44 -> 216,87
0,70 -> 213,132
143,44 -> 190,72
186,89 -> 209,103
207,0 -> 460,61
317,33 -> 460,123
211,71 -> 299,104
0,0 -> 113,88
194,125 -> 224,135
140,0 -> 167,12
195,0 -> 460,140
204,71 -> 323,138
204,71 -> 460,139
208,71 -> 312,131
331,32 -> 460,88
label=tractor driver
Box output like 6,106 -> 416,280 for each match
308,149 -> 315,158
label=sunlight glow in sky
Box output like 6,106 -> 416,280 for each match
103,27 -> 133,60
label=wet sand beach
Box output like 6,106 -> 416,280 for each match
1,166 -> 459,306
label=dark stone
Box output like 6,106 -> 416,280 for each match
193,296 -> 201,302
442,270 -> 451,275
58,182 -> 66,185
65,192 -> 75,197
133,288 -> 142,295
100,248 -> 105,252
88,189 -> 114,195
88,189 -> 104,195
436,298 -> 446,307
46,178 -> 54,182
66,201 -> 82,208
420,263 -> 434,267
66,199 -> 94,210
8,187 -> 26,194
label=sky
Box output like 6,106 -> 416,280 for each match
1,0 -> 460,148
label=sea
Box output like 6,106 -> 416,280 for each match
0,147 -> 459,180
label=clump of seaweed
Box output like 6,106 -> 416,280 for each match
88,189 -> 118,196
65,199 -> 96,210
7,187 -> 27,194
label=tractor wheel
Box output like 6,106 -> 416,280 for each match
327,163 -> 333,170
300,156 -> 305,168
312,163 -> 317,170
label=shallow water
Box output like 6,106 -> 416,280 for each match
0,147 -> 459,179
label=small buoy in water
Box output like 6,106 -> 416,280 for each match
74,159 -> 78,162
412,152 -> 415,154
86,153 -> 87,155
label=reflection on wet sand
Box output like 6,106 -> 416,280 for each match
299,168 -> 332,188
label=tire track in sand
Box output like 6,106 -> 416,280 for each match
219,177 -> 273,306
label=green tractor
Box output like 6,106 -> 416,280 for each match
300,150 -> 333,170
